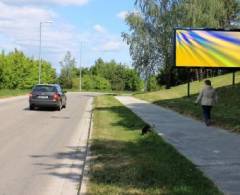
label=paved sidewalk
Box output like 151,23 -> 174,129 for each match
116,96 -> 240,195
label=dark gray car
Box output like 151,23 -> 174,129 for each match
29,84 -> 67,111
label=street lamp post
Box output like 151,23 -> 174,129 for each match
38,21 -> 53,84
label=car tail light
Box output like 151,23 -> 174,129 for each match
53,93 -> 60,101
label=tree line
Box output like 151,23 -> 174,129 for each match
1,1 -> 239,92
123,0 -> 240,88
59,51 -> 144,91
0,49 -> 56,89
0,49 -> 145,92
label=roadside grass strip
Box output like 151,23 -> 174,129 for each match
86,95 -> 222,195
0,89 -> 29,98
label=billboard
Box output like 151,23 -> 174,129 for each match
175,29 -> 240,68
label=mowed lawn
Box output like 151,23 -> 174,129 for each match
86,95 -> 222,195
135,72 -> 240,132
0,89 -> 29,98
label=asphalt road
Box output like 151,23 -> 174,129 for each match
0,92 -> 94,195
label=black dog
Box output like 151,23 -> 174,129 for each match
141,124 -> 152,135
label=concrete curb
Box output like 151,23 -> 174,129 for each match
54,97 -> 94,195
78,99 -> 94,195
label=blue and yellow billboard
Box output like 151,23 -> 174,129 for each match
175,29 -> 240,68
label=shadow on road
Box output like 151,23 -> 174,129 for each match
23,107 -> 60,112
30,146 -> 87,183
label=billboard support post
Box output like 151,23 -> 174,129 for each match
233,71 -> 236,86
187,70 -> 191,97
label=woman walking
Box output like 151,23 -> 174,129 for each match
195,80 -> 218,126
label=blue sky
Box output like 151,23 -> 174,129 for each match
0,0 -> 135,72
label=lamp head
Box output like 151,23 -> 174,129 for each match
41,21 -> 53,24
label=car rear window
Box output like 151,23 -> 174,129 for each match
33,85 -> 57,93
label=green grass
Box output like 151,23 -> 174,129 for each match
135,72 -> 240,131
87,95 -> 222,195
0,89 -> 29,98
66,88 -> 134,95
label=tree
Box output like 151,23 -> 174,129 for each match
90,59 -> 143,91
59,51 -> 78,89
0,49 -> 56,89
123,0 -> 240,88
59,56 -> 143,91
123,0 -> 184,89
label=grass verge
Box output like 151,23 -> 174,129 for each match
66,88 -> 133,96
0,89 -> 29,98
87,95 -> 222,195
135,72 -> 240,132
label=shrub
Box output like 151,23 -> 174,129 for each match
83,75 -> 111,90
147,76 -> 158,92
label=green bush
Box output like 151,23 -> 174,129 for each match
90,58 -> 143,91
124,69 -> 143,91
147,76 -> 159,92
72,78 -> 80,89
83,75 -> 111,90
0,49 -> 56,89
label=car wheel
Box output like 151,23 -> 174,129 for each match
62,102 -> 66,109
29,105 -> 34,110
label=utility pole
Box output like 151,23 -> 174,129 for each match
79,42 -> 83,92
38,21 -> 53,84
39,22 -> 42,84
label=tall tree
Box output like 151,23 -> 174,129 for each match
123,0 -> 240,88
59,51 -> 78,89
123,0 -> 183,88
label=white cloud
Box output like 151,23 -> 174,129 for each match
92,24 -> 125,52
50,0 -> 89,6
117,10 -> 141,21
0,2 -> 129,70
100,40 -> 123,52
93,24 -> 106,33
0,2 -> 83,69
92,36 -> 126,53
0,0 -> 89,6
0,2 -> 56,44
117,11 -> 129,20
0,2 -> 55,22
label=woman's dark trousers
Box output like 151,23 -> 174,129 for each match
202,106 -> 212,125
